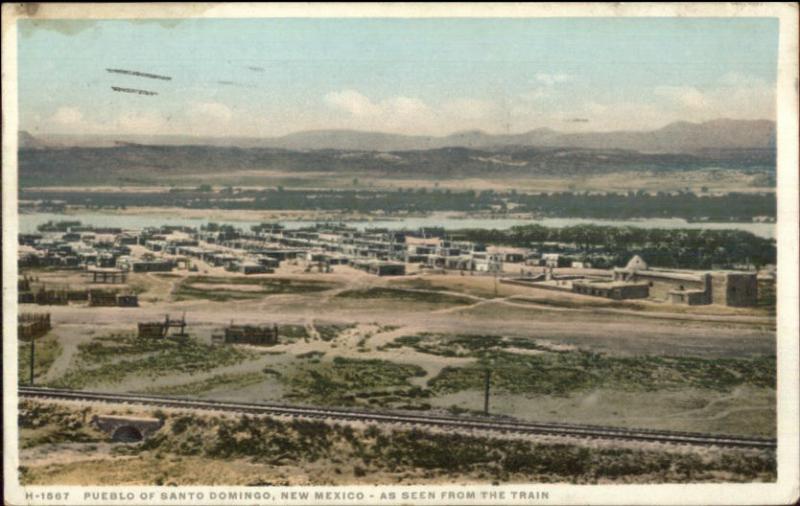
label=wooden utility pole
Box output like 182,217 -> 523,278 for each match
483,368 -> 491,415
29,338 -> 35,385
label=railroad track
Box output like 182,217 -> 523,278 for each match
18,386 -> 776,449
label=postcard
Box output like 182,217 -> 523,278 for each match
2,3 -> 798,505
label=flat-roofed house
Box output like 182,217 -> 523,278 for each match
613,256 -> 757,307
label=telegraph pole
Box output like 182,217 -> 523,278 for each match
483,368 -> 491,415
29,337 -> 35,385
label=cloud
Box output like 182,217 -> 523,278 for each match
189,102 -> 233,123
114,110 -> 169,132
324,90 -> 462,123
323,90 -> 501,134
324,90 -> 382,117
44,105 -> 173,135
386,96 -> 430,118
520,73 -> 573,103
534,73 -> 572,86
654,86 -> 709,109
46,106 -> 106,133
323,89 -> 436,130
653,74 -> 774,121
513,72 -> 775,132
49,106 -> 84,126
32,70 -> 775,138
509,95 -> 680,132
718,72 -> 767,88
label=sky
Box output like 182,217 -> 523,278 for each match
17,17 -> 779,137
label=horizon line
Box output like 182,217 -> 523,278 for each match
21,117 -> 776,141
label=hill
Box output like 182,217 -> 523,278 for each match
18,143 -> 775,188
21,119 -> 775,154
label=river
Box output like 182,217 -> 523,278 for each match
17,212 -> 775,239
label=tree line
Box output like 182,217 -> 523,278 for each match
452,224 -> 775,269
22,188 -> 775,221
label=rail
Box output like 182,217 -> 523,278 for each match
18,386 -> 776,449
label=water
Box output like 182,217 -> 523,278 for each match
18,211 -> 776,239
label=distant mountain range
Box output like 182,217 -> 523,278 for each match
19,130 -> 48,149
20,119 -> 775,154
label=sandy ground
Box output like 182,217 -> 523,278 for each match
23,168 -> 775,194
15,259 -> 776,441
20,397 -> 773,456
16,397 -> 775,486
22,263 -> 775,359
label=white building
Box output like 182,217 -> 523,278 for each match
473,252 -> 503,273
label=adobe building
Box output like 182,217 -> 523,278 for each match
227,261 -> 272,275
132,260 -> 175,273
34,288 -> 68,305
18,313 -> 51,340
613,256 -> 757,307
138,322 -> 167,339
138,314 -> 187,338
709,271 -> 759,307
116,294 -> 139,307
87,267 -> 128,283
88,290 -> 118,307
352,260 -> 406,276
572,279 -> 649,300
219,324 -> 279,346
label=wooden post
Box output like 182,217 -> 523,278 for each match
483,368 -> 491,415
30,337 -> 35,385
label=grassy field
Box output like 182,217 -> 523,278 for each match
392,277 -> 503,299
391,278 -> 451,292
316,323 -> 357,342
57,167 -> 769,194
18,401 -> 105,449
428,351 -> 775,396
48,334 -> 257,390
336,287 -> 474,306
142,372 -> 267,396
377,332 -> 777,396
173,276 -> 338,302
18,334 -> 63,385
27,323 -> 774,435
379,333 -> 551,357
18,401 -> 776,485
276,324 -> 310,342
368,332 -> 776,435
281,356 -> 429,409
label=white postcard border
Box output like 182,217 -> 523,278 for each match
2,3 -> 798,505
